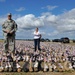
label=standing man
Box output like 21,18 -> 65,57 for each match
2,13 -> 17,54
34,27 -> 41,52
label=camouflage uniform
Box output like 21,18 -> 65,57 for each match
2,19 -> 17,53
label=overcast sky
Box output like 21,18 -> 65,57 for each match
0,0 -> 75,39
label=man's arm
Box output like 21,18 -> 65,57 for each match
2,23 -> 7,33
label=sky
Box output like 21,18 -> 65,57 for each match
0,0 -> 75,39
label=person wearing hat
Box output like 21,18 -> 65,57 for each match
2,13 -> 17,54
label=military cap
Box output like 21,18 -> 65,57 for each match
7,13 -> 12,16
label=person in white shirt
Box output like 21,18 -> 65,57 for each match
34,27 -> 41,52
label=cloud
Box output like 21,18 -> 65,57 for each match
0,0 -> 5,2
15,7 -> 25,12
5,8 -> 75,34
41,5 -> 58,10
0,17 -> 6,25
1,8 -> 75,39
16,14 -> 44,30
55,8 -> 75,33
48,30 -> 59,36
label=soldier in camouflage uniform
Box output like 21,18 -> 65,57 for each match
2,13 -> 17,54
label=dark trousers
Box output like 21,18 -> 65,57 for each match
34,39 -> 41,52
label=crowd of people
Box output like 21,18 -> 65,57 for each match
0,40 -> 75,72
